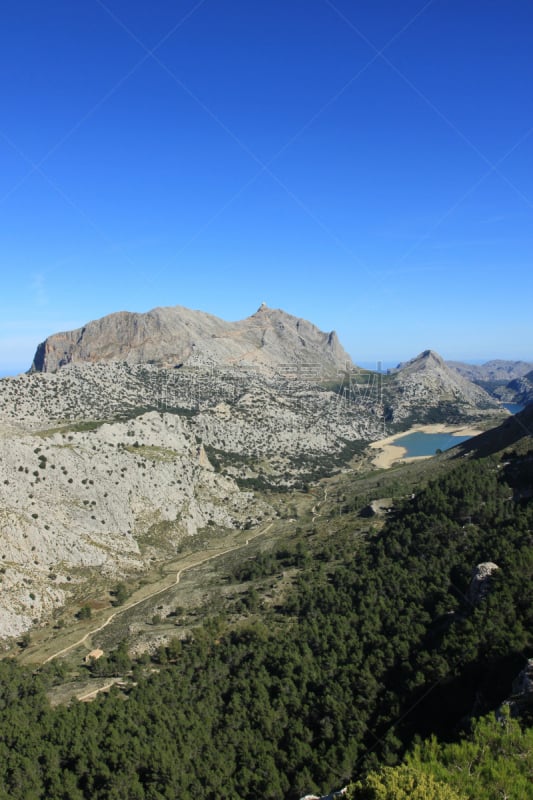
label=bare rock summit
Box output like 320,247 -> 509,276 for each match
30,304 -> 353,375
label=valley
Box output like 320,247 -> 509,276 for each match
0,304 -> 531,799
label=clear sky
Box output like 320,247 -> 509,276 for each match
1,0 -> 532,375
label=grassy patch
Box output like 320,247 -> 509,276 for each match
124,444 -> 180,462
136,517 -> 184,555
35,419 -> 108,437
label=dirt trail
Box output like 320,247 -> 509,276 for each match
42,523 -> 272,665
312,487 -> 328,522
77,680 -> 121,701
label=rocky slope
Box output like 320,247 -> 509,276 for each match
384,350 -> 500,425
0,410 -> 264,638
1,362 -> 382,470
0,360 -> 383,638
30,303 -> 352,376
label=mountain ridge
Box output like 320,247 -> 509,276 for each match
447,359 -> 533,383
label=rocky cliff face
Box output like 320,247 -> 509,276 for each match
30,304 -> 352,376
502,659 -> 533,717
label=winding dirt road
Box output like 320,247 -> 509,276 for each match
42,523 -> 273,665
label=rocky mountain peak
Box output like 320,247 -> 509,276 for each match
420,348 -> 445,364
396,349 -> 447,373
385,348 -> 500,424
30,304 -> 353,376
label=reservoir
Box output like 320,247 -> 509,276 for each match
503,403 -> 525,414
390,431 -> 472,458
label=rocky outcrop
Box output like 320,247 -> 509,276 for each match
30,304 -> 353,376
299,789 -> 347,800
468,562 -> 500,606
359,498 -> 393,518
501,659 -> 533,717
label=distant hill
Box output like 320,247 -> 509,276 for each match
448,359 -> 533,406
30,303 -> 352,376
447,359 -> 533,383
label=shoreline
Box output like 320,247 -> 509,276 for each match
369,423 -> 483,470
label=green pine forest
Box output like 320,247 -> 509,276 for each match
1,438 -> 533,798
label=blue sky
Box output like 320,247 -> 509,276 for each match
1,0 -> 532,375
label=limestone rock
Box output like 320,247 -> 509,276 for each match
468,562 -> 500,605
359,498 -> 393,518
0,359 -> 384,639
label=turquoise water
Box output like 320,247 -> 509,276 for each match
391,431 -> 472,458
503,403 -> 525,414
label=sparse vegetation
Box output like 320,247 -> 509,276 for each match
75,605 -> 92,621
110,582 -> 130,607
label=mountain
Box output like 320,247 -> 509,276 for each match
30,303 -> 352,376
447,359 -> 533,383
448,359 -> 533,406
384,349 -> 500,425
3,309 -> 532,800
